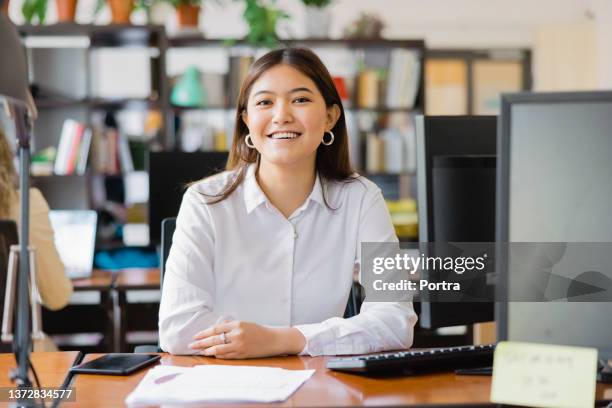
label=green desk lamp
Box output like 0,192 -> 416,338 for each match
171,66 -> 206,108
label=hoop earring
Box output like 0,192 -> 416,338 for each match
322,131 -> 334,146
245,134 -> 255,149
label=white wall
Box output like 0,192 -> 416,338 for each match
590,0 -> 612,88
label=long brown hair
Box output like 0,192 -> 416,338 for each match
0,127 -> 17,218
205,47 -> 355,205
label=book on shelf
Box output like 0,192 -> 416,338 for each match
355,49 -> 421,110
386,49 -> 421,109
201,72 -> 226,108
76,127 -> 92,175
90,125 -> 135,175
227,56 -> 254,107
364,127 -> 416,174
382,129 -> 404,174
332,76 -> 350,104
366,132 -> 385,173
118,132 -> 134,173
54,119 -> 91,176
357,69 -> 380,108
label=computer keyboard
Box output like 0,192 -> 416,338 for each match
327,344 -> 495,375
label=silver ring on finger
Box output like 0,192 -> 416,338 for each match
220,332 -> 228,344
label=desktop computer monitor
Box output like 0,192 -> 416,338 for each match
416,115 -> 497,329
148,151 -> 228,245
496,91 -> 612,359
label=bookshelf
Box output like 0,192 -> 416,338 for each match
165,37 -> 426,177
18,26 -> 425,175
18,25 -> 425,242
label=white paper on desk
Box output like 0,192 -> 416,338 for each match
125,365 -> 315,405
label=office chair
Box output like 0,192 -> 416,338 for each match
134,217 -> 363,352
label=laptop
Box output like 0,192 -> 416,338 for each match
48,210 -> 97,280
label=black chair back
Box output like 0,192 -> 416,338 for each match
159,217 -> 176,289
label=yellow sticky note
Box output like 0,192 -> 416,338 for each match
490,341 -> 598,408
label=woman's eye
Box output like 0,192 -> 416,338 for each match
294,97 -> 310,103
256,100 -> 271,106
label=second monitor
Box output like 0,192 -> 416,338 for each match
148,151 -> 229,245
416,115 -> 497,329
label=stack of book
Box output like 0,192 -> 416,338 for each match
355,49 -> 421,109
54,119 -> 92,176
365,128 -> 416,174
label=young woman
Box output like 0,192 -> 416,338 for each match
159,48 -> 417,358
0,126 -> 73,350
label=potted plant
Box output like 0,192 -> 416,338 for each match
96,0 -> 134,23
343,12 -> 384,39
169,0 -> 201,28
1,0 -> 10,16
240,0 -> 288,48
21,0 -> 47,23
55,0 -> 77,22
302,0 -> 331,38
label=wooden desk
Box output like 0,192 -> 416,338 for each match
112,268 -> 161,352
72,269 -> 114,291
43,270 -> 115,352
0,352 -> 607,407
0,352 -> 612,407
112,267 -> 160,290
0,352 -> 79,388
46,269 -> 161,353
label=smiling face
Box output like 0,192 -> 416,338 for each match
241,64 -> 340,170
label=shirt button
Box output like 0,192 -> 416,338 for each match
293,231 -> 298,239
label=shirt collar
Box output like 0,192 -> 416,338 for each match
309,172 -> 326,208
243,164 -> 267,214
243,163 -> 327,214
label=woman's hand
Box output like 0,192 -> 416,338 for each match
188,320 -> 306,359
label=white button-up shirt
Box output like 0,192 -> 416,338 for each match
159,164 -> 418,356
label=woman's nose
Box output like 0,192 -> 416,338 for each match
272,101 -> 293,124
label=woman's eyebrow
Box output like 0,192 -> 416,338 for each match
252,87 -> 314,98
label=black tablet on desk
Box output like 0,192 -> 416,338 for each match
70,354 -> 160,375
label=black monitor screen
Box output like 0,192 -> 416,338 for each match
415,116 -> 497,329
148,151 -> 228,245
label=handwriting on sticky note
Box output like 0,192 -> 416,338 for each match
490,341 -> 598,408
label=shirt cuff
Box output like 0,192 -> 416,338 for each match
294,323 -> 330,356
